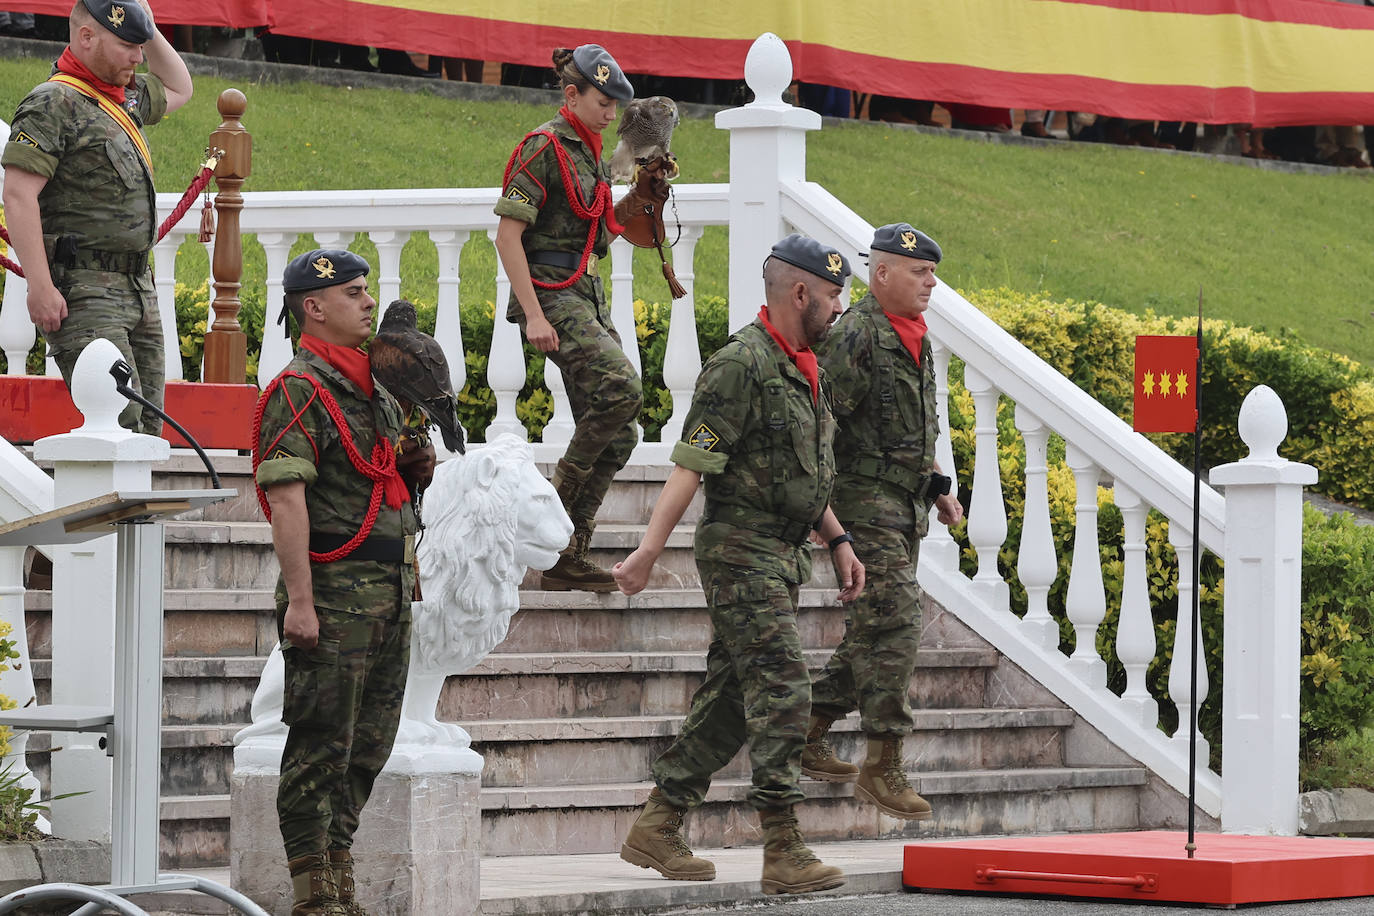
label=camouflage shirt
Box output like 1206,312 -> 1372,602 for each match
816,292 -> 939,517
255,348 -> 418,619
671,318 -> 836,584
493,113 -> 611,317
2,69 -> 166,254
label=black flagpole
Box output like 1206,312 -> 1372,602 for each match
1186,288 -> 1203,859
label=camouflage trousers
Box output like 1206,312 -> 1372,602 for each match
518,280 -> 641,525
812,482 -> 927,737
652,561 -> 810,811
44,267 -> 164,436
277,606 -> 410,860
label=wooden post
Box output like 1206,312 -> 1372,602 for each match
203,88 -> 251,384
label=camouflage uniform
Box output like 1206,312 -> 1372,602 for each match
2,70 -> 167,435
493,113 -> 641,526
255,346 -> 417,860
811,292 -> 938,736
652,318 -> 835,811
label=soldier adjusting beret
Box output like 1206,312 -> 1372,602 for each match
283,249 -> 371,293
869,223 -> 942,263
572,44 -> 633,102
764,233 -> 852,287
82,0 -> 155,44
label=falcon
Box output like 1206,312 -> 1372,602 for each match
610,95 -> 680,184
369,299 -> 465,454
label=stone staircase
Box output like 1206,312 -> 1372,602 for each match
21,451 -> 1153,871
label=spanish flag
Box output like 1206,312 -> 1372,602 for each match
23,0 -> 1374,126
1134,334 -> 1199,434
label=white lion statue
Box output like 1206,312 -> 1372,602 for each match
233,433 -> 572,773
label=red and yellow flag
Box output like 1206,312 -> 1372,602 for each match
1134,335 -> 1198,433
18,0 -> 1374,125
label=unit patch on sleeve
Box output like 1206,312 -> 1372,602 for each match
14,131 -> 38,148
688,423 -> 719,451
270,448 -> 296,461
505,186 -> 532,205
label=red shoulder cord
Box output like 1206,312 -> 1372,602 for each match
501,129 -> 624,291
252,370 -> 401,563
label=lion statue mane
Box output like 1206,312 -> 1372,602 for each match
233,433 -> 572,773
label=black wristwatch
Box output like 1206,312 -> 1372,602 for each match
828,532 -> 854,551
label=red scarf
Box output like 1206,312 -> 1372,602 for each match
884,309 -> 928,366
299,334 -> 409,509
759,305 -> 819,404
56,47 -> 127,105
560,105 -> 603,161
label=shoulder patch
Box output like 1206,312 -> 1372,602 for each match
688,423 -> 719,451
13,131 -> 38,148
505,186 -> 532,205
269,447 -> 296,461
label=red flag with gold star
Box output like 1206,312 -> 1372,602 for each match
1134,335 -> 1198,433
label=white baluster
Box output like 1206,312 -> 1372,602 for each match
371,230 -> 409,315
1167,518 -> 1209,765
0,544 -> 44,831
0,269 -> 33,376
1014,404 -> 1058,648
1064,443 -> 1107,687
1115,483 -> 1158,727
541,359 -> 575,446
430,230 -> 468,454
256,232 -> 297,387
659,225 -> 702,444
963,364 -> 1008,611
921,337 -> 959,569
484,229 -> 526,440
153,234 -> 182,381
608,236 -> 641,376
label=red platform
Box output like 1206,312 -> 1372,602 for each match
0,376 -> 258,450
903,831 -> 1374,905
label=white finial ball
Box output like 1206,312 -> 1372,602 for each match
1237,384 -> 1287,462
744,32 -> 793,107
71,338 -> 129,433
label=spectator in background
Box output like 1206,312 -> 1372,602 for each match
945,103 -> 1011,133
0,10 -> 36,37
1021,109 -> 1051,139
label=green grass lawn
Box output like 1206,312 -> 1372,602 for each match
2,55 -> 1372,366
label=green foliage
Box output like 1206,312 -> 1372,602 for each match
0,760 -> 43,842
0,618 -> 16,760
1302,728 -> 1374,792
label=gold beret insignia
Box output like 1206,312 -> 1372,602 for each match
900,231 -> 918,250
312,256 -> 336,280
108,5 -> 125,28
594,64 -> 610,85
826,253 -> 843,275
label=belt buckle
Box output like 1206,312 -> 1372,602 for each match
586,253 -> 599,277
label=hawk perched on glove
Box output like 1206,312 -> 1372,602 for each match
369,299 -> 466,454
610,95 -> 680,184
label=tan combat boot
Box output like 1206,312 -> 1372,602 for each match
620,788 -> 716,880
854,736 -> 933,820
327,848 -> 366,916
759,807 -> 845,895
287,853 -> 348,916
540,525 -> 617,592
800,714 -> 859,783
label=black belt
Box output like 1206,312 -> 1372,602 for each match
49,236 -> 150,275
701,504 -> 817,548
527,250 -> 581,270
846,456 -> 950,500
309,533 -> 407,563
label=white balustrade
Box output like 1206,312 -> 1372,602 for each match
484,227 -> 526,441
430,229 -> 468,455
963,364 -> 1009,612
1064,443 -> 1107,687
1014,404 -> 1058,649
922,338 -> 959,570
371,230 -> 408,312
1114,483 -> 1159,727
0,269 -> 32,376
256,231 -> 296,387
659,225 -> 703,445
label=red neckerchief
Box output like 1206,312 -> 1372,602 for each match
559,104 -> 603,162
56,47 -> 126,105
759,305 -> 819,404
300,333 -> 374,398
884,309 -> 928,366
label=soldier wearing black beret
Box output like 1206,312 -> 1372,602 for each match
806,223 -> 963,823
614,234 -> 862,895
1,0 -> 192,435
255,248 -> 433,915
492,42 -> 668,592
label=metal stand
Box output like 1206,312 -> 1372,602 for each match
0,490 -> 269,916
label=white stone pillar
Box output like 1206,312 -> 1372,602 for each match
714,33 -> 820,332
1211,385 -> 1316,836
31,339 -> 170,841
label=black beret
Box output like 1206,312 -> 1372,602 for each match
82,0 -> 155,44
764,234 -> 852,287
572,44 -> 633,102
283,249 -> 370,293
869,223 -> 942,263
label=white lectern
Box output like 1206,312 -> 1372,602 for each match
0,489 -> 269,916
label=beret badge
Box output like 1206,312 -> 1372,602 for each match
312,256 -> 336,280
901,231 -> 918,251
594,64 -> 610,85
108,4 -> 125,27
826,253 -> 843,275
